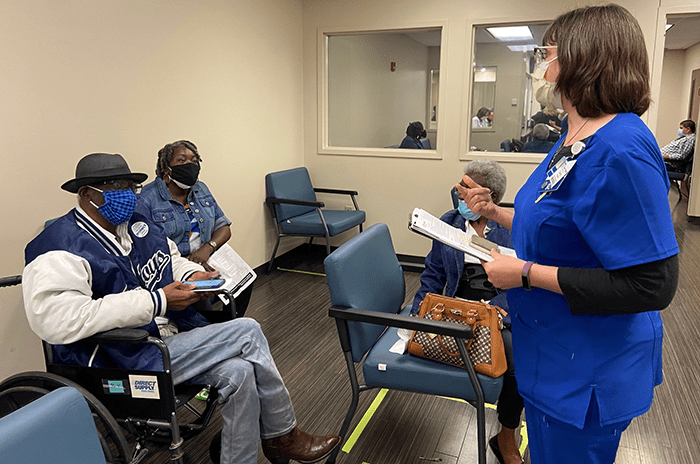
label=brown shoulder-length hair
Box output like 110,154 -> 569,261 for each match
542,4 -> 650,118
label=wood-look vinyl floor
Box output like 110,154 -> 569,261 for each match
136,191 -> 699,464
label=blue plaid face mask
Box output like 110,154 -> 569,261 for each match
89,186 -> 137,225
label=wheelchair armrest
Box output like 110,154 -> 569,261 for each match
313,188 -> 359,196
0,275 -> 22,288
265,196 -> 325,208
83,328 -> 150,344
329,305 -> 474,340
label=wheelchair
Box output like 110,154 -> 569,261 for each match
0,274 -> 231,464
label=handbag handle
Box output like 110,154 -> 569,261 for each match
431,305 -> 478,358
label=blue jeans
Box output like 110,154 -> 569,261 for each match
164,318 -> 297,464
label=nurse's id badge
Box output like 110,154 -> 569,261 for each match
536,156 -> 577,203
535,140 -> 585,203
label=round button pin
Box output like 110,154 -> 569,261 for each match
572,141 -> 586,155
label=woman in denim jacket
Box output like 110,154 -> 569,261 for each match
137,140 -> 252,316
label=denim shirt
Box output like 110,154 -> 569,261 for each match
136,177 -> 231,257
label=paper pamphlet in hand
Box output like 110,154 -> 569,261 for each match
408,207 -> 516,262
206,244 -> 257,303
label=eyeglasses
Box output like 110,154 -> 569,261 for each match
534,46 -> 557,68
92,180 -> 142,194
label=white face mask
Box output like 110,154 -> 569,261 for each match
532,67 -> 563,114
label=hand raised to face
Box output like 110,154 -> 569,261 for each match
455,174 -> 497,218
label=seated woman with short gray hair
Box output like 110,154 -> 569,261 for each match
411,159 -> 524,464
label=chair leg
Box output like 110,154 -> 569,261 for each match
267,236 -> 282,274
326,350 -> 361,463
457,344 -> 488,464
325,235 -> 331,256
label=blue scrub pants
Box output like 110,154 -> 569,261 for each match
524,395 -> 631,464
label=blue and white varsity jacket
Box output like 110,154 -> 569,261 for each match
23,207 -> 209,371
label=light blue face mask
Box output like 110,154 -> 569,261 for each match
458,200 -> 481,222
679,128 -> 684,138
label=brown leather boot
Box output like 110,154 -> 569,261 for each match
261,426 -> 340,464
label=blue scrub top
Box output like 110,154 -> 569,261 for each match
508,113 -> 678,428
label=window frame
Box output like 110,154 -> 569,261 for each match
317,23 -> 448,159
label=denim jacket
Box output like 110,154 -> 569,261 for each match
136,177 -> 231,257
411,208 -> 513,314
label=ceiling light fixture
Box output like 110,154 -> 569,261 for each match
486,26 -> 533,42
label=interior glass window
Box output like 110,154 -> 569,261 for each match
325,28 -> 442,152
468,23 -> 556,154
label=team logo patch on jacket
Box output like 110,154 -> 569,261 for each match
137,250 -> 171,290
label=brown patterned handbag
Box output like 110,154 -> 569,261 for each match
407,293 -> 507,377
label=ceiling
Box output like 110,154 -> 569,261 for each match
665,14 -> 700,50
406,16 -> 700,51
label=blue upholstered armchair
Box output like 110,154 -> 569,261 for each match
323,223 -> 503,464
265,167 -> 365,273
0,386 -> 107,464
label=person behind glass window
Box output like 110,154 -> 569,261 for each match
522,123 -> 556,153
412,160 -> 524,464
472,106 -> 492,128
400,121 -> 427,149
457,5 -> 678,463
661,119 -> 696,171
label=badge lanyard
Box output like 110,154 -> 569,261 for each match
536,140 -> 586,203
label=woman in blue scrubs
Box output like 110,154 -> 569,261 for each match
457,5 -> 679,463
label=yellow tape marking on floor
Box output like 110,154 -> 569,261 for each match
343,393 -> 529,459
276,267 -> 326,277
341,388 -> 388,453
519,420 -> 528,456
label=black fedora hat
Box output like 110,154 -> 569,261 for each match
61,153 -> 148,193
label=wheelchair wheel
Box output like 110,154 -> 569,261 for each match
0,371 -> 132,464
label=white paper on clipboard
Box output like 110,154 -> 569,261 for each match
408,207 -> 516,261
206,244 -> 257,303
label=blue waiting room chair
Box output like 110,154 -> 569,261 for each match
0,384 -> 115,464
323,223 -> 503,464
265,167 -> 365,273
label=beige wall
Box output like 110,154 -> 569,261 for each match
657,49 -> 688,145
1,0 -> 304,380
679,41 -> 700,215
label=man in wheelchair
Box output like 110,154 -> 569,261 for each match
22,153 -> 339,464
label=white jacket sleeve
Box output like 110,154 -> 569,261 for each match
168,238 -> 205,281
23,250 -> 162,345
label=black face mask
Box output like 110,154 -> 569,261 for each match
169,163 -> 200,189
420,130 -> 427,139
